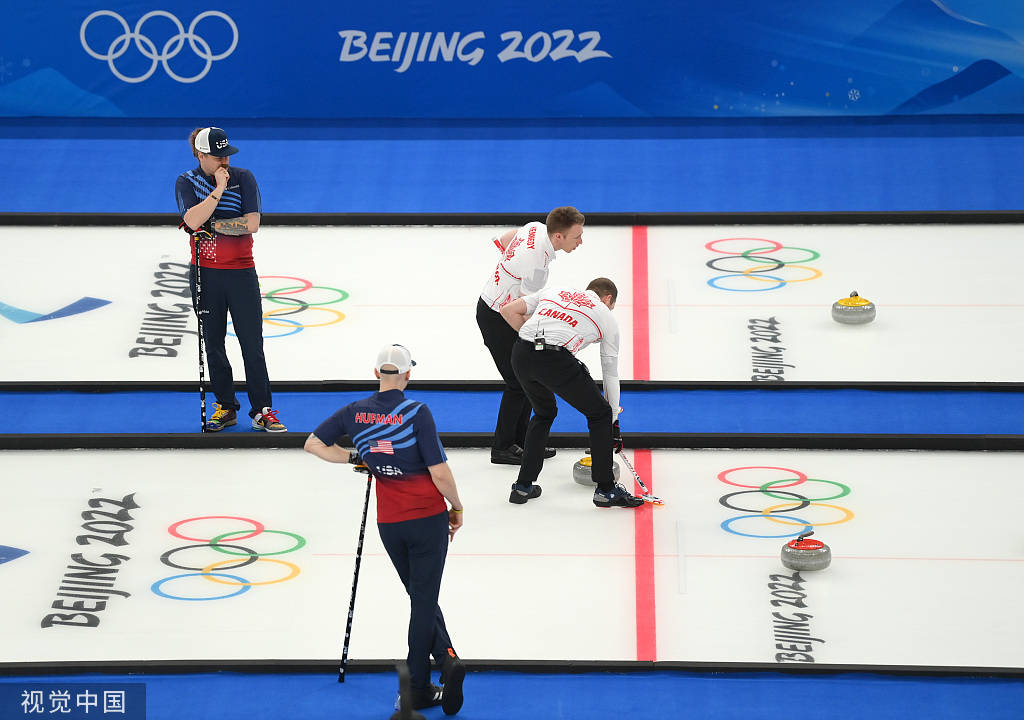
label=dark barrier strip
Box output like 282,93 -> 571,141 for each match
3,433 -> 1023,451
3,210 -> 1024,226
0,657 -> 1022,677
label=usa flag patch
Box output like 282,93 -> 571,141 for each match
370,439 -> 394,454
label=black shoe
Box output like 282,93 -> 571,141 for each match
490,444 -> 524,465
441,654 -> 465,715
391,661 -> 428,720
593,483 -> 644,508
411,684 -> 443,710
509,483 -> 542,504
491,445 -> 556,464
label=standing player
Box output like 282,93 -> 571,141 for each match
175,126 -> 285,432
476,206 -> 585,464
304,344 -> 466,715
499,278 -> 643,508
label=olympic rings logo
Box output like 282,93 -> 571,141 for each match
717,466 -> 854,538
705,238 -> 822,292
151,516 -> 306,601
80,10 -> 238,83
226,275 -> 350,340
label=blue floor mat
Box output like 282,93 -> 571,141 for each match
6,388 -> 1024,435
2,670 -> 1023,720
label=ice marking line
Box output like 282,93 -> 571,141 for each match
313,552 -> 677,558
649,303 -> 1024,308
634,449 -> 656,661
309,552 -> 1024,562
684,554 -> 1024,562
666,280 -> 678,334
632,226 -> 650,380
632,226 -> 656,662
675,521 -> 688,595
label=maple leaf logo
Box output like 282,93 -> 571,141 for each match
558,291 -> 595,308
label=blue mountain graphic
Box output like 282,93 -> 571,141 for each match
0,545 -> 29,564
892,59 -> 1010,113
0,68 -> 124,117
845,0 -> 1024,113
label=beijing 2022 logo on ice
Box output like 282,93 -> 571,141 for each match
80,10 -> 238,83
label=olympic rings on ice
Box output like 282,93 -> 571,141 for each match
717,466 -> 854,538
705,238 -> 822,292
225,275 -> 350,339
152,516 -> 306,601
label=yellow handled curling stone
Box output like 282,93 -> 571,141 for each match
572,455 -> 620,485
831,291 -> 875,324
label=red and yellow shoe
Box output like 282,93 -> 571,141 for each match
251,407 -> 286,432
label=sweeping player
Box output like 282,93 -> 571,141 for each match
304,344 -> 466,715
175,126 -> 286,432
476,206 -> 585,465
499,278 -> 643,508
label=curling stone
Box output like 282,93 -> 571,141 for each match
780,532 -> 831,571
831,291 -> 876,324
572,455 -> 620,485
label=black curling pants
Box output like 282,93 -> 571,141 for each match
476,297 -> 532,450
377,510 -> 455,691
190,265 -> 272,418
510,340 -> 615,491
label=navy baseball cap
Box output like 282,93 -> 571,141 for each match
194,127 -> 238,157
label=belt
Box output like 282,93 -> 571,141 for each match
520,338 -> 570,353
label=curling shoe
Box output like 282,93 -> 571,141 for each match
593,483 -> 644,508
440,653 -> 465,715
508,483 -> 542,504
491,445 -> 556,465
251,407 -> 287,432
410,684 -> 443,710
204,404 -> 237,432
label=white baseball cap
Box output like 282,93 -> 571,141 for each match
375,344 -> 416,374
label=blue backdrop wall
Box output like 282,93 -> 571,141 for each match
2,0 -> 1024,119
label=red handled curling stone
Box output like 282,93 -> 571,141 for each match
572,455 -> 620,485
781,531 -> 831,571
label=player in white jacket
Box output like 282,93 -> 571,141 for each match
499,277 -> 643,509
475,207 -> 584,465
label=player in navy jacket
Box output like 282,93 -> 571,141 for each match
304,344 -> 466,714
175,126 -> 284,433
